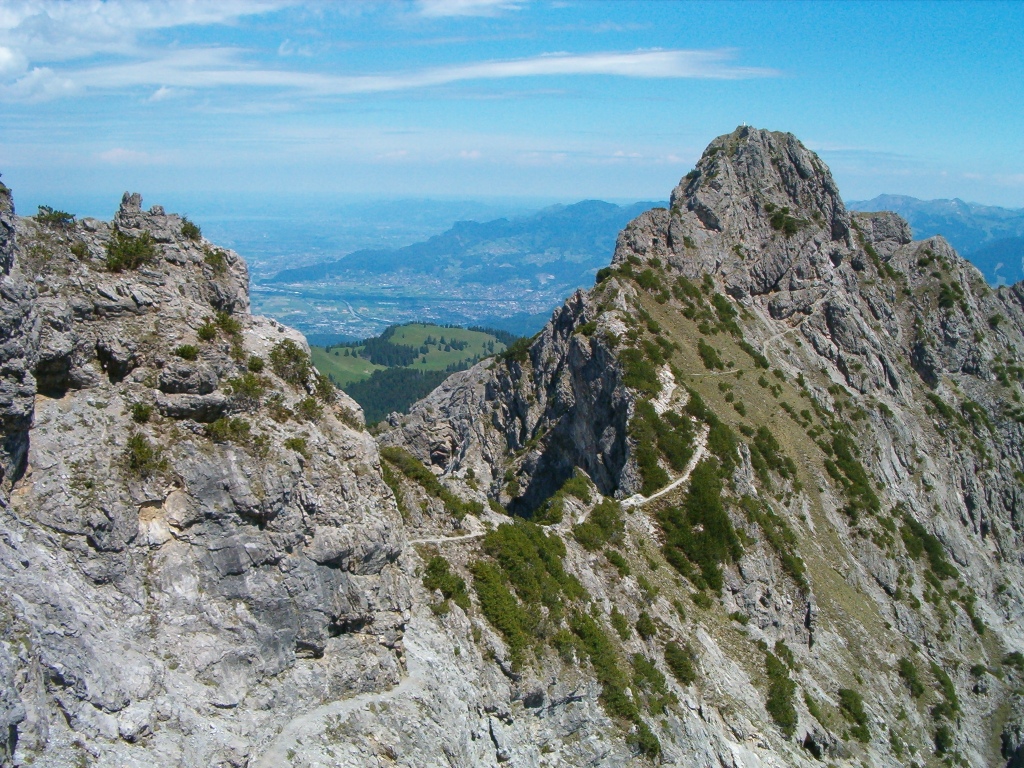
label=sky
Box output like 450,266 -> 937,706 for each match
1,0 -> 1023,219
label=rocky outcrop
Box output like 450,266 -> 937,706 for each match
384,288 -> 640,513
0,183 -> 38,488
0,193 -> 411,767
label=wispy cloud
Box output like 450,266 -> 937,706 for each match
417,0 -> 525,18
1,47 -> 778,101
0,1 -> 294,59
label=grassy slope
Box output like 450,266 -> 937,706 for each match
311,323 -> 506,387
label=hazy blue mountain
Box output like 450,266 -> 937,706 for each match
269,199 -> 658,285
848,194 -> 1024,284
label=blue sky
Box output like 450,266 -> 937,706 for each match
1,0 -> 1022,217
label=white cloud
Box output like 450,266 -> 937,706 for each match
7,47 -> 776,102
0,45 -> 26,76
0,65 -> 74,100
459,149 -> 482,159
0,1 -> 296,63
417,0 -> 525,18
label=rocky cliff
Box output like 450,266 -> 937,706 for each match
0,126 -> 1022,768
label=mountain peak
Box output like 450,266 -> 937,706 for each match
673,126 -> 850,243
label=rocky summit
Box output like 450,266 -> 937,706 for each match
0,126 -> 1022,767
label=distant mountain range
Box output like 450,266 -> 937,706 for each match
270,199 -> 658,286
847,194 -> 1024,285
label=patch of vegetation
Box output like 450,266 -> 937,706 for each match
636,611 -> 657,639
768,206 -> 806,237
470,561 -> 532,664
631,653 -> 673,714
35,205 -> 76,228
206,417 -> 252,444
573,498 -> 624,551
181,217 -> 201,241
897,657 -> 925,698
380,447 -> 483,520
697,338 -> 725,370
630,400 -> 696,495
605,549 -> 631,577
345,367 -> 455,425
658,459 -> 741,592
765,649 -> 797,737
837,688 -> 870,743
203,247 -> 228,275
570,611 -> 660,758
900,514 -> 958,580
619,347 -> 660,395
929,661 -> 960,720
738,340 -> 769,368
130,402 -> 152,424
748,426 -> 798,488
423,555 -> 470,611
711,294 -> 741,336
664,640 -> 697,685
247,355 -> 265,373
283,436 -> 308,458
269,339 -> 313,385
226,372 -> 267,408
124,432 -> 168,477
105,227 -> 157,272
174,344 -> 199,361
823,434 -> 880,522
197,321 -> 217,341
610,607 -> 630,639
501,336 -> 533,364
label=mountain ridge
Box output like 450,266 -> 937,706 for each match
0,127 -> 1022,766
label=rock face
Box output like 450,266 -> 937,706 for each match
1,127 -> 1023,768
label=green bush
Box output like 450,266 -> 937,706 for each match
501,336 -> 532,364
658,459 -> 741,592
934,724 -> 953,754
570,612 -> 660,757
296,396 -> 323,421
174,344 -> 199,361
605,549 -> 630,577
215,311 -> 242,337
929,662 -> 960,716
423,555 -> 470,611
181,217 -> 201,241
697,339 -> 725,370
738,340 -> 769,368
825,434 -> 880,522
764,650 -> 797,737
635,612 -> 657,639
837,688 -> 870,742
619,348 -> 660,395
573,498 -> 624,551
283,436 -> 308,458
901,515 -> 958,580
106,227 -> 157,272
247,355 -> 265,373
610,607 -> 630,639
197,321 -> 217,342
124,433 -> 168,477
631,653 -> 672,714
35,205 -> 75,228
227,372 -> 267,407
471,561 -> 531,667
270,339 -> 313,384
206,417 -> 251,444
203,247 -> 228,275
897,657 -> 924,698
481,521 -> 583,616
737,496 -> 807,589
748,426 -> 798,487
769,207 -> 805,236
70,241 -> 89,259
130,402 -> 152,424
664,640 -> 697,685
